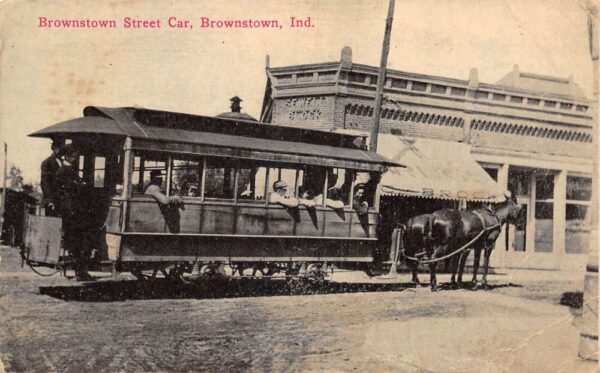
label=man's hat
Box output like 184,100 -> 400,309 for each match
51,138 -> 63,149
354,183 -> 366,191
273,180 -> 288,190
150,170 -> 164,178
59,144 -> 78,157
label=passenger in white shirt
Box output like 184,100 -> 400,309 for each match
269,180 -> 299,208
144,170 -> 183,205
270,180 -> 318,208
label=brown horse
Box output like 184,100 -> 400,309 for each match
404,209 -> 463,291
403,196 -> 520,291
454,196 -> 521,289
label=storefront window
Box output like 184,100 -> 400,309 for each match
534,173 -> 554,252
565,176 -> 591,254
513,204 -> 527,251
534,202 -> 553,252
508,167 -> 530,197
535,175 -> 554,200
566,176 -> 592,201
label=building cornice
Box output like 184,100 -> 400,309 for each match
268,61 -> 592,105
471,146 -> 593,173
271,82 -> 592,129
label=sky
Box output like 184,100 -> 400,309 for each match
0,0 -> 596,185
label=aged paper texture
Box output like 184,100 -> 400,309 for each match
0,0 -> 598,372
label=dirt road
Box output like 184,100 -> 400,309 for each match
0,246 -> 595,372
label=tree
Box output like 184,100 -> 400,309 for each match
8,164 -> 23,190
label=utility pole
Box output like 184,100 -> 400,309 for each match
1,143 -> 7,228
369,0 -> 396,153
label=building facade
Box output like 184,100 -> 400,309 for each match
260,47 -> 594,270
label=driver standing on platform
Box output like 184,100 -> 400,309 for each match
55,144 -> 94,281
40,138 -> 63,216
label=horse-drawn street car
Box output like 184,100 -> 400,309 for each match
22,106 -> 404,282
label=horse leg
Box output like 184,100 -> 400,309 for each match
471,246 -> 481,290
458,250 -> 469,285
429,261 -> 438,292
482,244 -> 492,289
450,252 -> 460,288
410,258 -> 420,286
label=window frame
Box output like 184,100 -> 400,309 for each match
127,151 -> 382,210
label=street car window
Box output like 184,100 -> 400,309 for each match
237,165 -> 267,201
93,157 -> 106,188
204,159 -> 235,200
132,153 -> 167,194
170,159 -> 202,197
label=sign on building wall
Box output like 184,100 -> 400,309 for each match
274,96 -> 333,128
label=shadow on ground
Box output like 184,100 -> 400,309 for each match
38,277 -> 524,302
436,282 -> 523,291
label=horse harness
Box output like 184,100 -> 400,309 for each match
472,209 -> 501,241
400,210 -> 503,264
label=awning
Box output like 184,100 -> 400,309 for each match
377,134 -> 507,202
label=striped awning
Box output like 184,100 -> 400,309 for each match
377,134 -> 507,202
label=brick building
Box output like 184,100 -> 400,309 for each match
260,47 -> 593,270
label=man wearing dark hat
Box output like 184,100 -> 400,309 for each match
40,138 -> 63,216
144,170 -> 183,205
56,144 -> 94,281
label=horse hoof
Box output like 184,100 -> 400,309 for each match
471,283 -> 478,291
431,285 -> 439,292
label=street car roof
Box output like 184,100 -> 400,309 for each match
30,106 -> 404,172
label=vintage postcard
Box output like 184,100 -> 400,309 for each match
0,0 -> 598,372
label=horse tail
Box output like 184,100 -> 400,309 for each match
425,213 -> 434,242
404,216 -> 416,253
405,215 -> 423,255
421,214 -> 435,257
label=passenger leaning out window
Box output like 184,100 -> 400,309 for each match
270,180 -> 299,208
